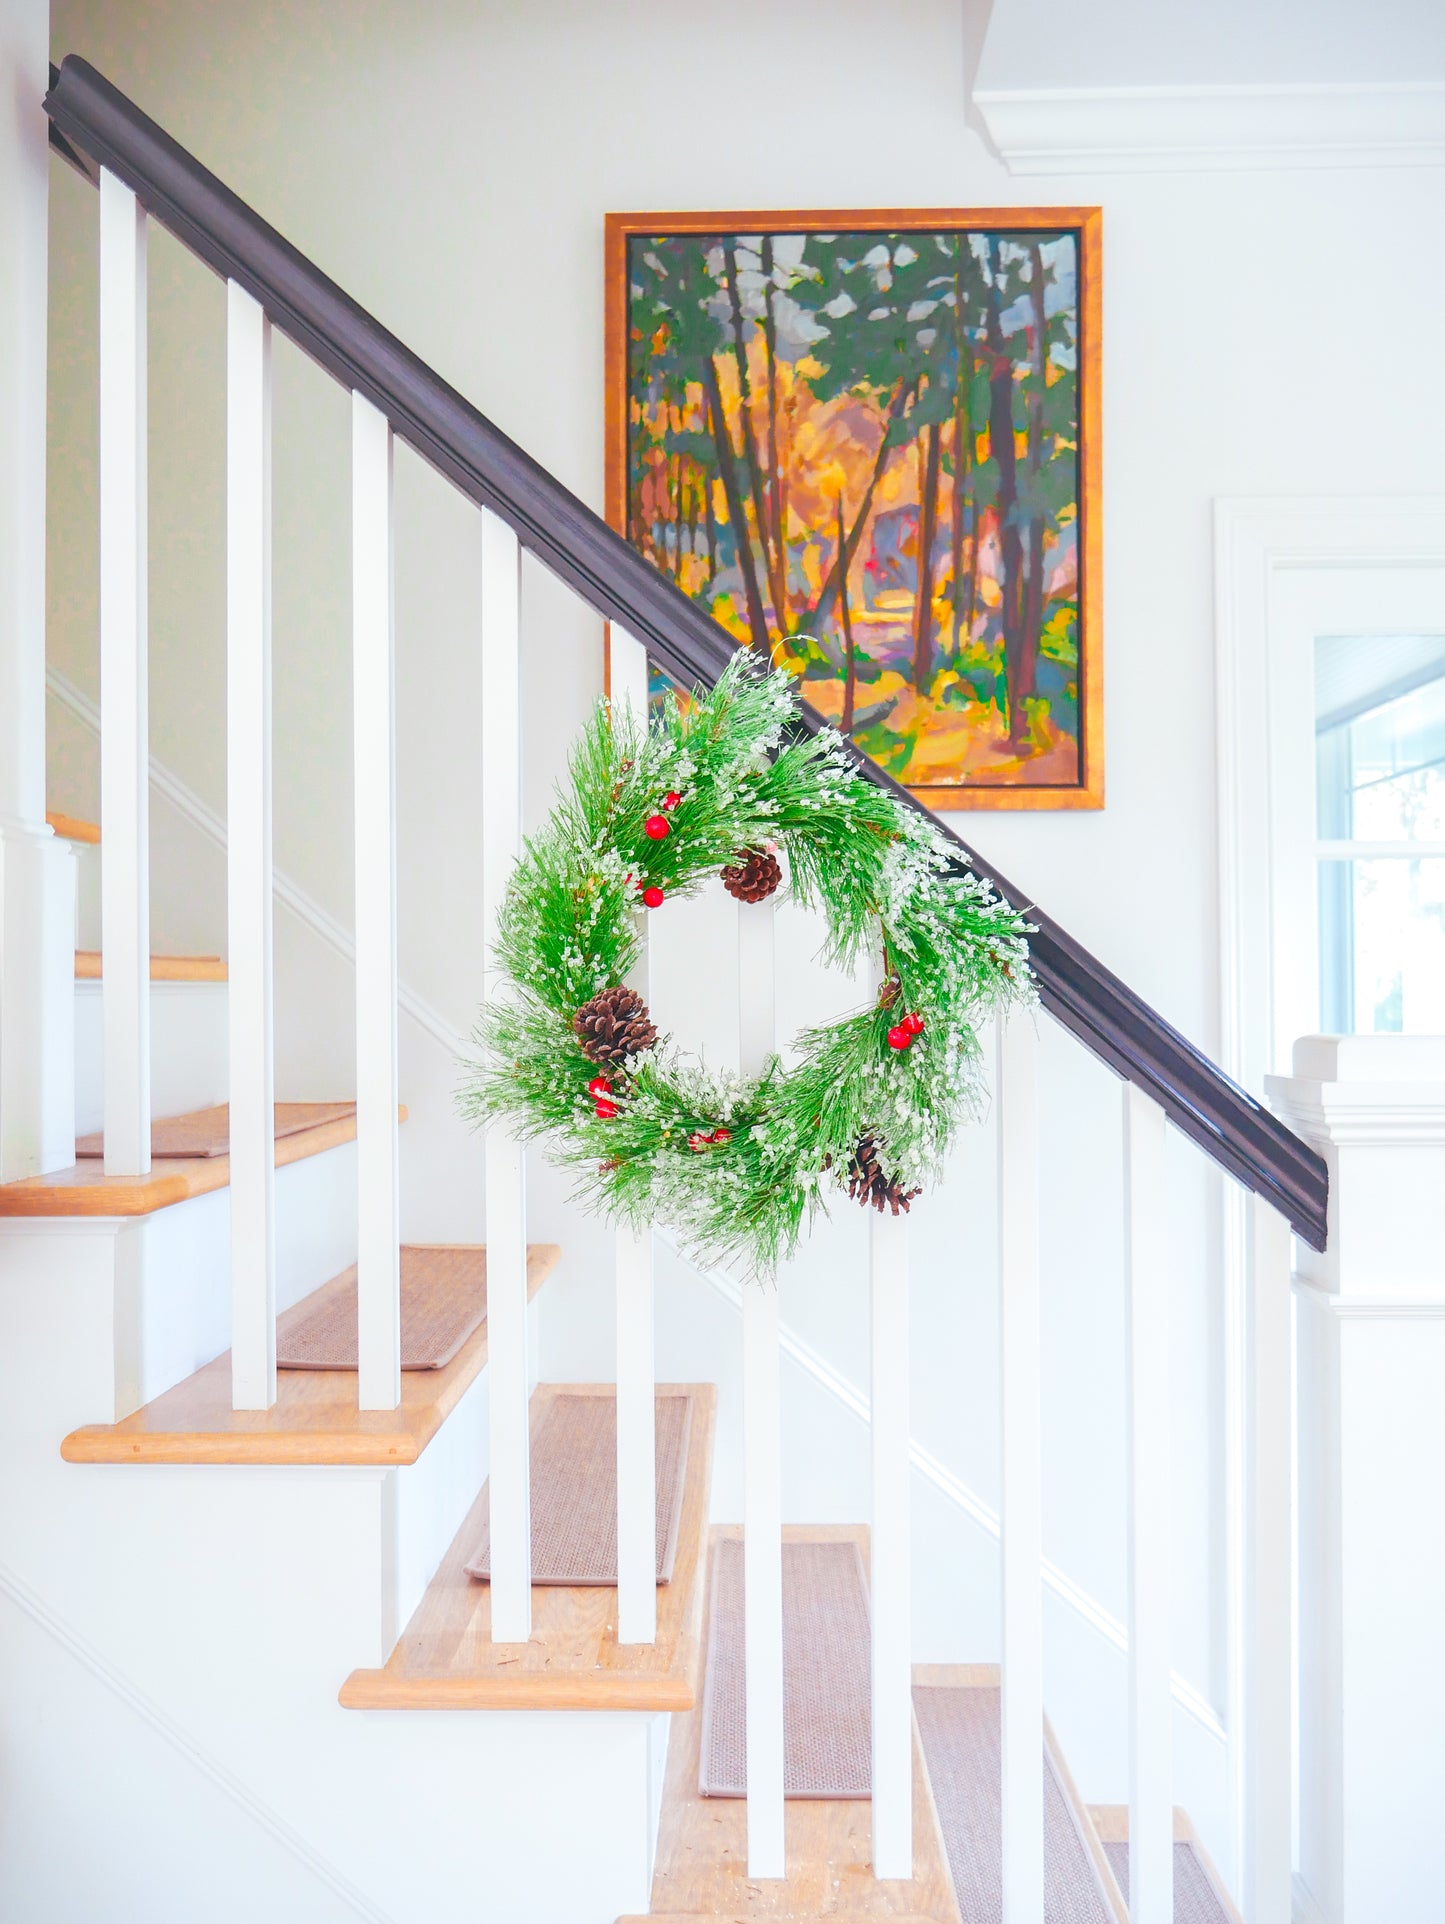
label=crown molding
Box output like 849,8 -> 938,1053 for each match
973,81 -> 1445,177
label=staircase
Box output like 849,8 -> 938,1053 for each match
0,51 -> 1329,1924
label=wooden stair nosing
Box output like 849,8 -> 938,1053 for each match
60,1242 -> 559,1466
339,1381 -> 717,1714
74,950 -> 228,982
639,1524 -> 963,1924
47,811 -> 100,844
0,1102 -> 405,1219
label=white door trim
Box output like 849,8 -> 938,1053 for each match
1212,493 -> 1445,1899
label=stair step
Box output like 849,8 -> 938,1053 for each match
74,949 -> 227,981
60,1242 -> 557,1465
913,1665 -> 1125,1923
339,1380 -> 717,1712
0,1100 -> 400,1219
640,1524 -> 962,1923
1089,1807 -> 1241,1923
47,810 -> 100,844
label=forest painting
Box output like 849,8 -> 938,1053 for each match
605,210 -> 1102,807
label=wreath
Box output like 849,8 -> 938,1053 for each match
461,651 -> 1033,1273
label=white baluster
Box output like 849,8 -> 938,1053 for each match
997,1012 -> 1043,1923
1244,1192 -> 1293,1924
98,169 -> 150,1177
870,1200 -> 912,1878
740,891 -> 785,1879
482,506 -> 531,1642
227,282 -> 276,1410
611,625 -> 656,1646
1124,1082 -> 1172,1923
351,392 -> 402,1412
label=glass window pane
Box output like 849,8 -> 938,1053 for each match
1317,857 -> 1445,1033
1314,634 -> 1445,840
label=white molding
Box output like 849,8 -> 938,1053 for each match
669,1230 -> 1226,1746
45,664 -> 462,1061
0,1555 -> 399,1924
1293,1870 -> 1328,1924
974,82 -> 1445,177
1293,1278 -> 1445,1320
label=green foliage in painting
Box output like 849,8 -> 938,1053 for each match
625,226 -> 1084,794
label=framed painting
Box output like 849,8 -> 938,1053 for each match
605,207 -> 1103,808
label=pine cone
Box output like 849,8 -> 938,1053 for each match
572,985 -> 658,1067
845,1134 -> 921,1216
878,973 -> 901,1012
721,847 -> 782,903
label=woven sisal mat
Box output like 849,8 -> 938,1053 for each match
277,1244 -> 487,1372
76,1101 -> 355,1160
912,1682 -> 1115,1924
699,1536 -> 872,1799
1105,1840 -> 1229,1924
464,1390 -> 693,1586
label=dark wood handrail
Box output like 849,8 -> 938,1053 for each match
45,54 -> 1328,1247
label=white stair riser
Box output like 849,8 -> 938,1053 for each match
0,1221 -> 644,1924
75,978 -> 229,1135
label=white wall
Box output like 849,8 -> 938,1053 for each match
40,0 -> 1445,1867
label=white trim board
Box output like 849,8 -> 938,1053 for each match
973,82 -> 1445,177
0,1556 -> 398,1924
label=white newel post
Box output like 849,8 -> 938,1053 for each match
1268,1035 -> 1445,1924
98,168 -> 151,1177
739,888 -> 785,1879
0,0 -> 75,1181
351,393 -> 402,1412
227,285 -> 276,1410
481,506 -> 530,1641
997,1012 -> 1044,1923
611,626 -> 656,1647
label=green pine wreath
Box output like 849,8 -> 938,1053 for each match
461,651 -> 1034,1273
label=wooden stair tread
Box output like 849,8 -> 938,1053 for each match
640,1524 -> 961,1923
1088,1805 -> 1242,1922
61,1243 -> 558,1465
75,950 -> 228,981
0,1101 -> 403,1219
340,1381 -> 717,1712
47,811 -> 101,844
913,1663 -> 1126,1924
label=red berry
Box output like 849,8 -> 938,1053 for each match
586,1075 -> 612,1098
644,814 -> 670,840
902,1011 -> 925,1036
593,1098 -> 619,1120
641,885 -> 665,908
688,1131 -> 711,1153
886,1024 -> 913,1052
662,790 -> 682,810
709,1127 -> 731,1145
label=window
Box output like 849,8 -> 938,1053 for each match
1314,635 -> 1445,1033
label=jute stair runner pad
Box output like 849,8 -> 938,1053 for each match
277,1244 -> 487,1372
1105,1841 -> 1228,1924
464,1390 -> 693,1586
699,1536 -> 873,1799
76,1100 -> 355,1160
912,1683 -> 1114,1924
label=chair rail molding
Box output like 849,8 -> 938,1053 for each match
973,81 -> 1445,177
